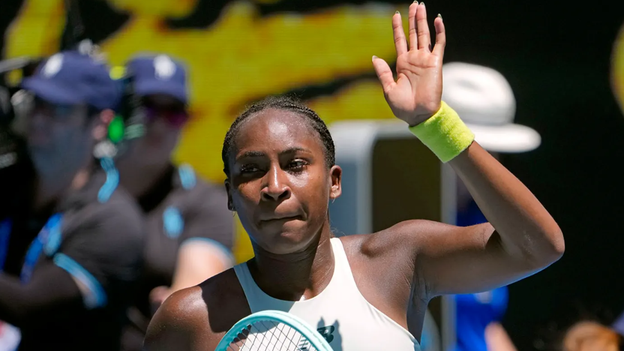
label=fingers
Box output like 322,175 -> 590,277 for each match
392,11 -> 408,57
372,56 -> 396,94
408,2 -> 418,50
416,2 -> 430,51
432,15 -> 446,57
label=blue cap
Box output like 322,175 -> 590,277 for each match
21,51 -> 119,110
127,54 -> 187,104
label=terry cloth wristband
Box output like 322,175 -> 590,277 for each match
408,101 -> 475,163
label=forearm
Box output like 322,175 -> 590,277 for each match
449,142 -> 564,266
0,266 -> 82,326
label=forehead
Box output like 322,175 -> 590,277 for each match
233,108 -> 324,157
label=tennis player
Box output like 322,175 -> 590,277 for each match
145,3 -> 564,350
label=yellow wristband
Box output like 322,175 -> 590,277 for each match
408,101 -> 475,163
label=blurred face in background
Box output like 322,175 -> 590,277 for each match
23,95 -> 102,181
129,94 -> 188,167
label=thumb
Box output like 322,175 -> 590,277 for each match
372,56 -> 396,95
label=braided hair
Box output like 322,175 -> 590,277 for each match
222,96 -> 335,177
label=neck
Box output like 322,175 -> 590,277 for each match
117,155 -> 171,198
249,223 -> 335,301
34,163 -> 93,211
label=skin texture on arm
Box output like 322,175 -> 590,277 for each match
371,2 -> 564,299
170,240 -> 233,291
150,240 -> 234,309
150,183 -> 235,309
145,269 -> 251,351
144,287 -> 211,351
485,322 -> 518,351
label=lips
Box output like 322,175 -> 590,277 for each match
258,214 -> 303,224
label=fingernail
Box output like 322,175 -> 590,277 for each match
372,55 -> 378,61
413,0 -> 418,4
395,10 -> 400,14
437,13 -> 442,19
420,1 -> 425,6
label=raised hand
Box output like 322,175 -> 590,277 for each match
372,2 -> 446,127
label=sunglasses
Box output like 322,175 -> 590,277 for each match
143,101 -> 189,128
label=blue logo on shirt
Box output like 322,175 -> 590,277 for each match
163,206 -> 184,239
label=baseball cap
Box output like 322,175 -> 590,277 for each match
126,54 -> 187,104
21,51 -> 119,110
442,62 -> 541,153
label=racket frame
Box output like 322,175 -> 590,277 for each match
215,310 -> 333,351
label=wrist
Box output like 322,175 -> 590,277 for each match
406,102 -> 443,128
408,101 -> 474,163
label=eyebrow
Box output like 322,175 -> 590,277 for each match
235,147 -> 311,161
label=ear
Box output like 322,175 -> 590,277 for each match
92,109 -> 115,141
224,178 -> 235,211
329,165 -> 342,201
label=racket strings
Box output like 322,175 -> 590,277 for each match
227,320 -> 320,351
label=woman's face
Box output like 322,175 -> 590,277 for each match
226,108 -> 341,255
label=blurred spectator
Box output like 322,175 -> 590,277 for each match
0,50 -> 144,351
563,321 -> 622,351
443,62 -> 541,351
116,54 -> 234,351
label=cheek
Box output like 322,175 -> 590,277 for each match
231,181 -> 260,210
292,172 -> 330,213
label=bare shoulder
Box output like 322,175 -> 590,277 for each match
333,222 -> 455,331
145,268 -> 251,351
338,220 -> 478,295
343,219 -> 464,257
144,286 -> 208,351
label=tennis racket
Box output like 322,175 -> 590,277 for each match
215,310 -> 334,351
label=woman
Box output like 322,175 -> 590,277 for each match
145,3 -> 564,350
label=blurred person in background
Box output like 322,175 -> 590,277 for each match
116,54 -> 234,351
0,49 -> 144,351
562,321 -> 622,351
443,62 -> 542,351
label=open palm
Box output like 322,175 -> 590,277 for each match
373,2 -> 446,126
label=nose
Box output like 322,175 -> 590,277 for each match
261,164 -> 291,202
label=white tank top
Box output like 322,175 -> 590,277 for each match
233,238 -> 420,351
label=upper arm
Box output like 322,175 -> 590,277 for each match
182,184 -> 234,251
145,287 -> 216,351
170,239 -> 234,291
0,200 -> 144,325
53,201 -> 144,309
395,220 -> 550,298
0,263 -> 84,326
172,184 -> 235,289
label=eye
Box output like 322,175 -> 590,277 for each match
239,164 -> 261,174
287,160 -> 308,173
